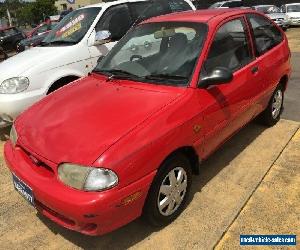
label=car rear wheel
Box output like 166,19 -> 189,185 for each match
143,153 -> 192,226
260,84 -> 284,126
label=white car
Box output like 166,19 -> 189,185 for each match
209,0 -> 243,8
0,0 -> 195,128
281,3 -> 300,26
252,5 -> 290,30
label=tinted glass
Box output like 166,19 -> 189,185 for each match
248,14 -> 283,56
129,2 -> 151,20
203,18 -> 252,74
287,4 -> 300,12
43,7 -> 101,45
96,4 -> 132,41
95,22 -> 208,86
209,3 -> 222,8
228,1 -> 242,8
169,0 -> 192,12
133,0 -> 192,25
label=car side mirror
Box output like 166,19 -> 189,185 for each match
199,67 -> 233,88
94,30 -> 112,46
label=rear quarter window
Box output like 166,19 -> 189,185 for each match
247,14 -> 283,56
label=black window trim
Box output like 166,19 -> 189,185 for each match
246,13 -> 284,58
201,15 -> 255,76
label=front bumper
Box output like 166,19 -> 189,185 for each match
0,89 -> 44,128
289,19 -> 300,25
4,141 -> 155,236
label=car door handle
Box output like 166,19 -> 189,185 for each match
251,66 -> 259,74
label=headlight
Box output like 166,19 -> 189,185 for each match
0,77 -> 29,94
58,163 -> 118,191
10,125 -> 18,147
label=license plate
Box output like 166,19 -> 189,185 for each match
12,174 -> 35,206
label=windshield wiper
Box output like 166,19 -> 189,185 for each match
40,40 -> 76,46
92,69 -> 140,79
144,74 -> 188,81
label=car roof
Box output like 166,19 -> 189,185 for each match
144,8 -> 254,24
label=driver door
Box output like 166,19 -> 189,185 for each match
195,17 -> 261,157
88,4 -> 133,69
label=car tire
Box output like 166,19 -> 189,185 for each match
143,153 -> 192,227
260,84 -> 284,127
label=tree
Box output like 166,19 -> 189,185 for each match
0,0 -> 57,26
30,0 -> 57,24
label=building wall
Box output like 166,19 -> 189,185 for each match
55,0 -> 102,11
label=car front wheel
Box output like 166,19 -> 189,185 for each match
143,153 -> 192,226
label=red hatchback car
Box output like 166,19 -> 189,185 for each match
4,9 -> 291,236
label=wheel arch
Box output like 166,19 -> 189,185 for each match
160,146 -> 200,175
279,75 -> 289,92
46,75 -> 80,94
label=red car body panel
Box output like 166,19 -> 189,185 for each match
16,74 -> 184,165
4,141 -> 156,235
4,9 -> 291,236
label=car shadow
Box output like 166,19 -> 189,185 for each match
37,121 -> 267,249
0,127 -> 10,141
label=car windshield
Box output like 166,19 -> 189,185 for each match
257,6 -> 280,14
95,22 -> 208,86
42,7 -> 101,46
287,4 -> 300,12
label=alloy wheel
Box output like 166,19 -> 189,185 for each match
157,167 -> 188,216
272,89 -> 283,119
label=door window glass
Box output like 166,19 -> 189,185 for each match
203,18 -> 252,74
128,2 -> 151,20
95,4 -> 132,41
168,0 -> 192,12
130,0 -> 193,26
228,1 -> 242,8
247,14 -> 283,56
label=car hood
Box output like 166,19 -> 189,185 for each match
286,12 -> 300,18
16,75 -> 183,165
0,46 -> 72,83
